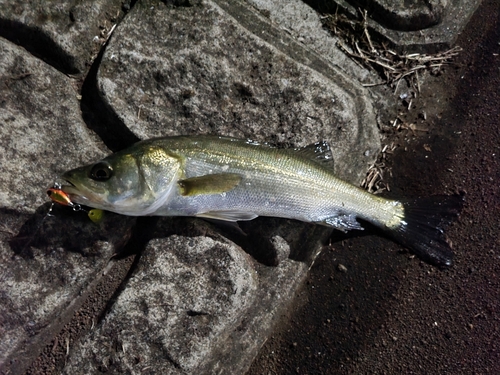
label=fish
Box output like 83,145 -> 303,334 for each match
58,135 -> 463,267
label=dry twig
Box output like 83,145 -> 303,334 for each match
323,11 -> 462,92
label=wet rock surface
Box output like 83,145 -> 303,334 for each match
0,0 -> 489,374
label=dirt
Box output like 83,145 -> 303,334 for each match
247,0 -> 499,374
21,254 -> 137,375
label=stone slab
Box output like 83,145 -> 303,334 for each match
0,37 -> 135,374
305,0 -> 482,53
62,214 -> 328,374
97,0 -> 380,184
0,0 -> 126,75
63,230 -> 259,374
244,0 -> 377,83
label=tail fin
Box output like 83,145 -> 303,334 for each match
389,195 -> 464,267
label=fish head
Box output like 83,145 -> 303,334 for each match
60,145 -> 181,216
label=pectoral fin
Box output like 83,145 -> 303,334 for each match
178,173 -> 242,196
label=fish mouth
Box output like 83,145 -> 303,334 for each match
58,178 -> 91,205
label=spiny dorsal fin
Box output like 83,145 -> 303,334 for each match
295,141 -> 335,169
178,173 -> 242,196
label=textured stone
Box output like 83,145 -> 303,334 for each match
0,0 -> 126,74
63,232 -> 259,374
0,37 -> 135,373
62,216 -> 327,374
304,0 -> 481,53
244,0 -> 376,83
97,0 -> 379,184
354,0 -> 448,31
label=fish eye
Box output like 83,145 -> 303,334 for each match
89,162 -> 113,181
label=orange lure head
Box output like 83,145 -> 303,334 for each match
47,187 -> 74,207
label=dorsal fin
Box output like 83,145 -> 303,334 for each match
295,141 -> 335,169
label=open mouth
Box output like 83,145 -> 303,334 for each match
47,179 -> 90,207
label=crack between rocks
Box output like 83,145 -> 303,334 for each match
0,18 -> 80,76
80,42 -> 140,152
8,215 -> 155,375
4,260 -> 119,375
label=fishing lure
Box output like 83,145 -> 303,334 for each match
47,185 -> 104,223
87,209 -> 104,223
47,186 -> 74,207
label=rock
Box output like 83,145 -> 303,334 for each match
0,37 -> 135,373
62,216 -> 327,374
97,0 -> 379,184
0,0 -> 126,75
337,263 -> 348,272
355,0 -> 448,31
63,232 -> 259,374
243,0 -> 376,83
305,0 -> 481,53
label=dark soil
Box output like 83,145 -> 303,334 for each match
248,0 -> 499,374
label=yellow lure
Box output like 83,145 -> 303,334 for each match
88,209 -> 104,223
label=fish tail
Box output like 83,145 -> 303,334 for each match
387,194 -> 464,267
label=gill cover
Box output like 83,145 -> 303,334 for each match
61,144 -> 181,215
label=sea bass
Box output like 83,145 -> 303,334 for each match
59,135 -> 462,266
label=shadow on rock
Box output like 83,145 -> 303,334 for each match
0,19 -> 79,75
238,218 -> 331,266
148,216 -> 333,267
80,39 -> 139,152
8,203 -> 135,259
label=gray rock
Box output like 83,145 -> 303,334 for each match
97,0 -> 379,183
306,0 -> 481,53
63,231 -> 259,374
244,0 -> 377,83
357,0 -> 448,31
0,37 -> 135,373
0,0 -> 126,75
